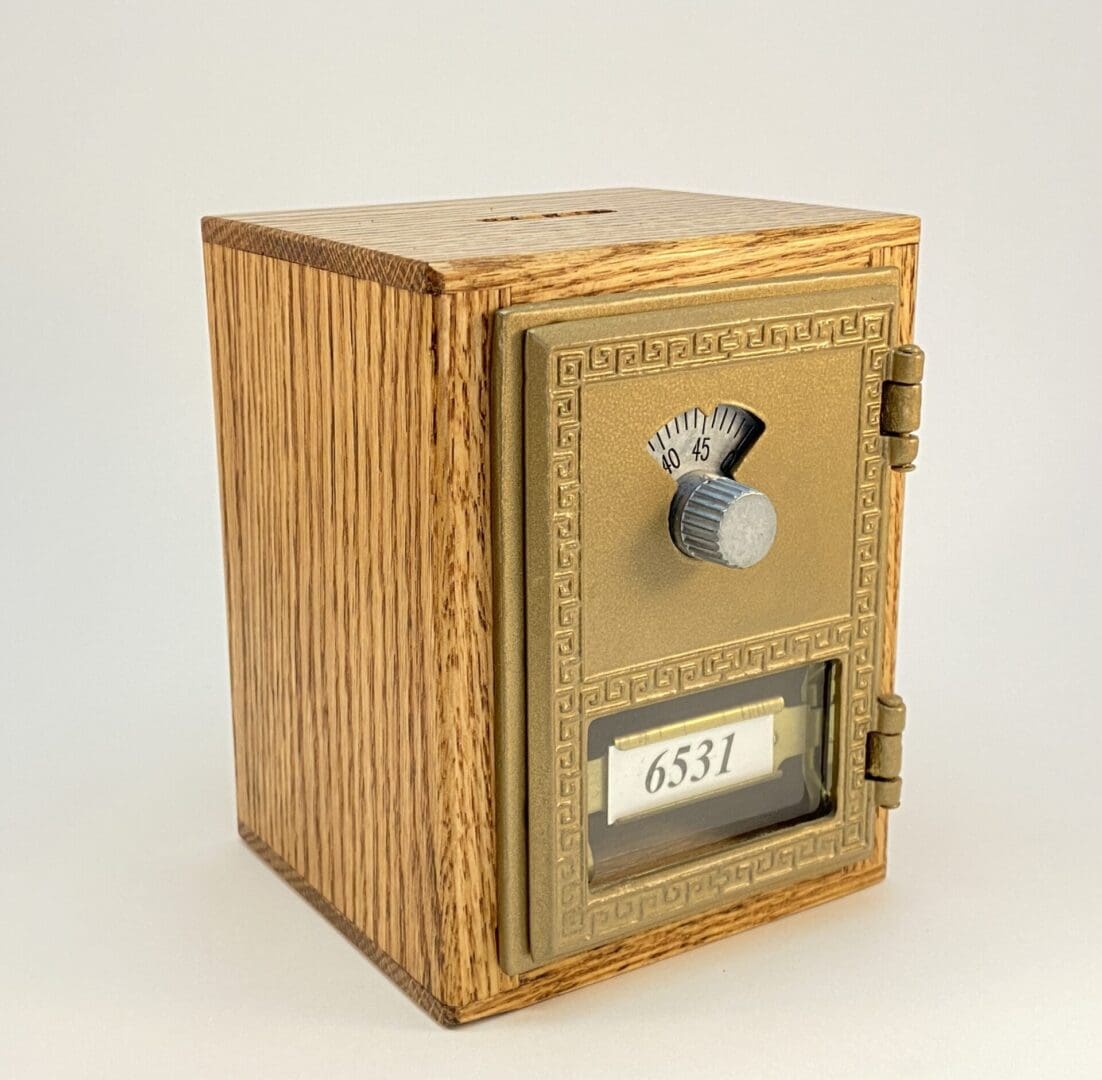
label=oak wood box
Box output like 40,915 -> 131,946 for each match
201,188 -> 921,1024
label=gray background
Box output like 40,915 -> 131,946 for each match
3,2 -> 1099,1076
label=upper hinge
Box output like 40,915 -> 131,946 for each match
866,692 -> 907,809
881,344 -> 925,471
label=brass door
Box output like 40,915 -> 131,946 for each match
493,270 -> 900,973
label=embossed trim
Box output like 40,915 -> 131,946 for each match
542,306 -> 891,954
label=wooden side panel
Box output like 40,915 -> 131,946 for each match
871,242 -> 920,695
872,243 -> 919,342
204,245 -> 443,996
429,288 -> 519,1007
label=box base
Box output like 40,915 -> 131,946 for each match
239,812 -> 887,1026
238,824 -> 461,1026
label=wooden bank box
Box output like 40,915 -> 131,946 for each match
202,188 -> 923,1024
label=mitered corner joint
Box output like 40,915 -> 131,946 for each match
881,344 -> 925,471
867,692 -> 907,809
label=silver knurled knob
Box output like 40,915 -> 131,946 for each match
669,471 -> 778,569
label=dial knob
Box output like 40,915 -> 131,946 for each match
669,471 -> 777,569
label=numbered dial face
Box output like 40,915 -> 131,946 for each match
646,404 -> 766,480
648,404 -> 776,570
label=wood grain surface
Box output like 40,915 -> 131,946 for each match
203,195 -> 919,1023
203,187 -> 919,295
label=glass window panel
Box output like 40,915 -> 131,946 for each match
585,661 -> 837,886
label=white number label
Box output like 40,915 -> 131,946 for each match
605,713 -> 775,824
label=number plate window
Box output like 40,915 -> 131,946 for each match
585,662 -> 836,886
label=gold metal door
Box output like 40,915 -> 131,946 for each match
493,270 -> 900,973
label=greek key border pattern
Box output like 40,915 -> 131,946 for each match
544,306 -> 891,949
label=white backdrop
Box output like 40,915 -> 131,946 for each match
2,2 -> 1099,1076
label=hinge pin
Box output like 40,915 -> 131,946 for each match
882,344 -> 925,472
867,692 -> 907,809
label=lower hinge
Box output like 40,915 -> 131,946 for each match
866,693 -> 907,809
881,344 -> 925,471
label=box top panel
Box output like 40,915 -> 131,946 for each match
202,187 -> 918,295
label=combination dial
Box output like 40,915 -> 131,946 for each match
647,404 -> 776,570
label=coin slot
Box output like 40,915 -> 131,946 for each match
479,208 -> 615,223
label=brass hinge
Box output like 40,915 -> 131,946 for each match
881,344 -> 925,471
866,693 -> 906,809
